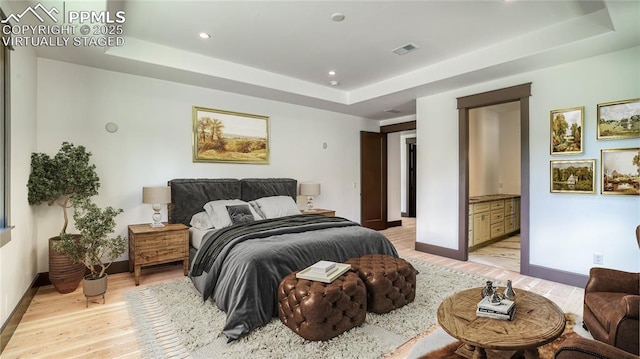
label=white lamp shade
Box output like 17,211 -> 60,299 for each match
300,183 -> 321,196
142,186 -> 171,204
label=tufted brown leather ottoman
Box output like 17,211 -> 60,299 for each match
277,271 -> 367,341
346,254 -> 416,314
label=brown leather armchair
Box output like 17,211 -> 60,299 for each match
555,337 -> 639,359
582,267 -> 639,355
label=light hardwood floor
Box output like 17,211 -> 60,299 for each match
2,219 -> 584,358
468,235 -> 521,272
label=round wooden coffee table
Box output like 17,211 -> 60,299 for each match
437,287 -> 565,359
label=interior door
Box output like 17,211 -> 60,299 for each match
360,131 -> 387,230
407,140 -> 417,217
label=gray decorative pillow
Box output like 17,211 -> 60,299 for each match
226,204 -> 255,225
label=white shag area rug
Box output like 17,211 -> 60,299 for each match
124,258 -> 502,359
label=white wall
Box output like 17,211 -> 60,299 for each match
35,58 -> 377,272
469,108 -> 521,196
469,108 -> 500,196
499,110 -> 521,194
387,132 -> 401,221
417,46 -> 640,274
0,19 -> 38,326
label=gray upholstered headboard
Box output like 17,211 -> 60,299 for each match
168,178 -> 297,226
240,178 -> 297,202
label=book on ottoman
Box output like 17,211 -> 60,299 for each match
296,261 -> 351,283
308,260 -> 337,276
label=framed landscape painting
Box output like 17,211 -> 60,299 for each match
192,106 -> 269,164
601,148 -> 640,196
550,159 -> 596,194
597,98 -> 640,140
551,106 -> 583,155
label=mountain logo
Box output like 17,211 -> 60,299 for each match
1,3 -> 59,24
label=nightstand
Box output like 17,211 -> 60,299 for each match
128,223 -> 189,286
301,209 -> 335,217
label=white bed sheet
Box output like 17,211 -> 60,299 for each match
189,227 -> 216,250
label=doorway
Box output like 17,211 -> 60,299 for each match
467,102 -> 521,272
360,121 -> 417,230
406,138 -> 416,218
457,83 -> 531,275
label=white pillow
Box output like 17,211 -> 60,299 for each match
203,199 -> 262,229
253,196 -> 301,219
189,211 -> 214,230
248,200 -> 266,219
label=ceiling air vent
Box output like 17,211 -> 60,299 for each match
392,43 -> 419,56
385,109 -> 402,114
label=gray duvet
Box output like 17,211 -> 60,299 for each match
189,215 -> 398,340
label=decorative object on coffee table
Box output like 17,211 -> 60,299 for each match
503,280 -> 516,300
346,254 -> 416,313
438,287 -> 565,359
277,270 -> 366,341
476,296 -> 516,321
481,280 -> 495,298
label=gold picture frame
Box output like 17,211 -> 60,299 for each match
192,106 -> 269,164
597,98 -> 640,140
601,148 -> 640,196
550,159 -> 596,194
550,106 -> 584,155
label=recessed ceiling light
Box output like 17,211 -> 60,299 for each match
331,13 -> 345,22
329,80 -> 340,86
198,32 -> 211,39
328,70 -> 336,76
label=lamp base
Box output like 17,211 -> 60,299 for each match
303,208 -> 317,213
150,208 -> 164,227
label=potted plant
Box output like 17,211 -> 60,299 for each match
54,198 -> 126,303
27,142 -> 100,293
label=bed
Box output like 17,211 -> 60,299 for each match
167,178 -> 398,340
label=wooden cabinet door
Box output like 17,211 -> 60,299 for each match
473,212 -> 490,244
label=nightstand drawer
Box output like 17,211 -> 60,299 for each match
134,231 -> 186,249
135,247 -> 186,266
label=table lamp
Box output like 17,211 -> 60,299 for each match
299,183 -> 320,212
142,186 -> 171,227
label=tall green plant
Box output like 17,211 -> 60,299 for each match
54,199 -> 126,280
27,142 -> 100,234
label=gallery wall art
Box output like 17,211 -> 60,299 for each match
550,159 -> 596,194
601,148 -> 640,196
597,98 -> 640,140
551,106 -> 583,155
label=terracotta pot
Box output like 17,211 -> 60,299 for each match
83,274 -> 108,298
48,236 -> 85,294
